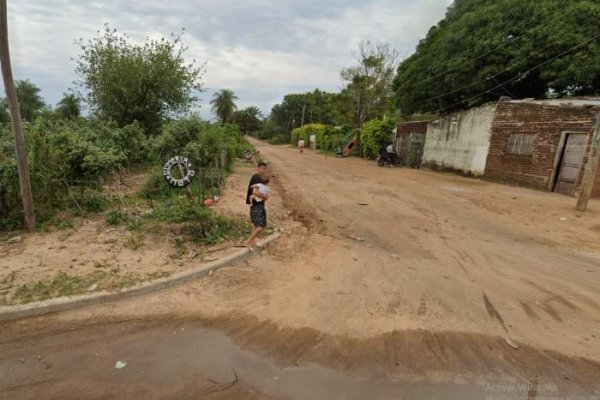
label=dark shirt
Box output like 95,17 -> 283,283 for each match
246,173 -> 261,204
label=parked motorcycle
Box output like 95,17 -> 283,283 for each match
377,152 -> 396,167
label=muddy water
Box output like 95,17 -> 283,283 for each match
112,324 -> 484,400
2,320 -> 595,400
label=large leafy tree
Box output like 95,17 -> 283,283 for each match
1,79 -> 45,122
56,93 -> 81,119
268,89 -> 345,138
393,0 -> 600,116
75,25 -> 205,135
340,41 -> 398,128
210,89 -> 238,124
234,106 -> 263,135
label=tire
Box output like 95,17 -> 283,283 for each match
377,157 -> 384,167
163,156 -> 195,187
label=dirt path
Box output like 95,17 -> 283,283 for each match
2,139 -> 600,398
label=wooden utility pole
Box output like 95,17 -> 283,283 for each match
576,114 -> 600,212
0,0 -> 35,230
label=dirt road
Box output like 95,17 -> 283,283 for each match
2,139 -> 600,399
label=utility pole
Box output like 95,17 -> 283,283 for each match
0,0 -> 35,230
301,104 -> 306,126
576,114 -> 600,212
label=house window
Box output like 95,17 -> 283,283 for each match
507,134 -> 535,156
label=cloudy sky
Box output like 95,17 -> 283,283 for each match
6,0 -> 451,120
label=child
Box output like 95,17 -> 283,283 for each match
298,139 -> 305,153
244,175 -> 270,248
251,176 -> 271,203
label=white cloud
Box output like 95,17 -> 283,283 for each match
3,0 -> 451,120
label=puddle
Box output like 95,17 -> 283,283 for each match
1,320 -> 597,399
111,323 -> 487,400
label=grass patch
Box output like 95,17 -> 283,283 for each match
13,272 -> 102,304
105,209 -> 128,226
10,268 -> 175,305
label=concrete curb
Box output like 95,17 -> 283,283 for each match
0,233 -> 281,322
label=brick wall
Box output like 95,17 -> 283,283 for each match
484,101 -> 600,196
396,121 -> 428,162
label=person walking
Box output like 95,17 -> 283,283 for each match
298,139 -> 305,153
246,161 -> 268,205
244,174 -> 270,248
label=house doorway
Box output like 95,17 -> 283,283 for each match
553,133 -> 588,196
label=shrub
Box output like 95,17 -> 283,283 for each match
105,209 -> 128,226
359,119 -> 396,159
0,116 -> 138,229
139,169 -> 170,199
290,124 -> 353,153
155,118 -> 246,172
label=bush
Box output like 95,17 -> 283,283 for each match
0,116 -> 146,230
290,124 -> 353,153
105,209 -> 128,226
154,118 -> 246,173
139,169 -> 170,199
359,119 -> 396,159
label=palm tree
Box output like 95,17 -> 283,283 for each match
234,106 -> 263,134
56,93 -> 81,119
210,89 -> 238,124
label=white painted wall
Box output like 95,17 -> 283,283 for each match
422,103 -> 497,176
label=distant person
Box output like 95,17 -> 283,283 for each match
386,143 -> 397,165
246,161 -> 268,205
298,139 -> 305,153
245,174 -> 270,248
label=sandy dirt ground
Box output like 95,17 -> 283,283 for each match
1,139 -> 600,399
0,167 -> 257,305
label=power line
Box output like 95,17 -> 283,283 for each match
410,6 -> 551,87
427,30 -> 600,115
412,14 -> 599,108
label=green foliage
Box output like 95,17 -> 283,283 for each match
75,25 -> 205,134
393,0 -> 600,116
290,124 -> 353,153
290,124 -> 327,144
267,89 -> 348,141
341,41 -> 398,127
1,80 -> 46,122
210,89 -> 238,124
359,119 -> 396,159
233,106 -> 263,135
56,93 -> 81,119
140,169 -> 170,199
155,118 -> 246,172
148,196 -> 247,245
0,116 -> 150,229
105,209 -> 128,226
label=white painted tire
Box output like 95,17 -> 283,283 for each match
163,156 -> 195,187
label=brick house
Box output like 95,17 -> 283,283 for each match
485,98 -> 600,197
419,98 -> 600,197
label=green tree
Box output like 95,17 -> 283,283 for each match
1,79 -> 45,122
0,105 -> 9,124
234,106 -> 263,135
75,25 -> 205,135
340,41 -> 398,128
267,89 -> 346,140
210,89 -> 238,124
393,0 -> 600,116
56,93 -> 81,119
